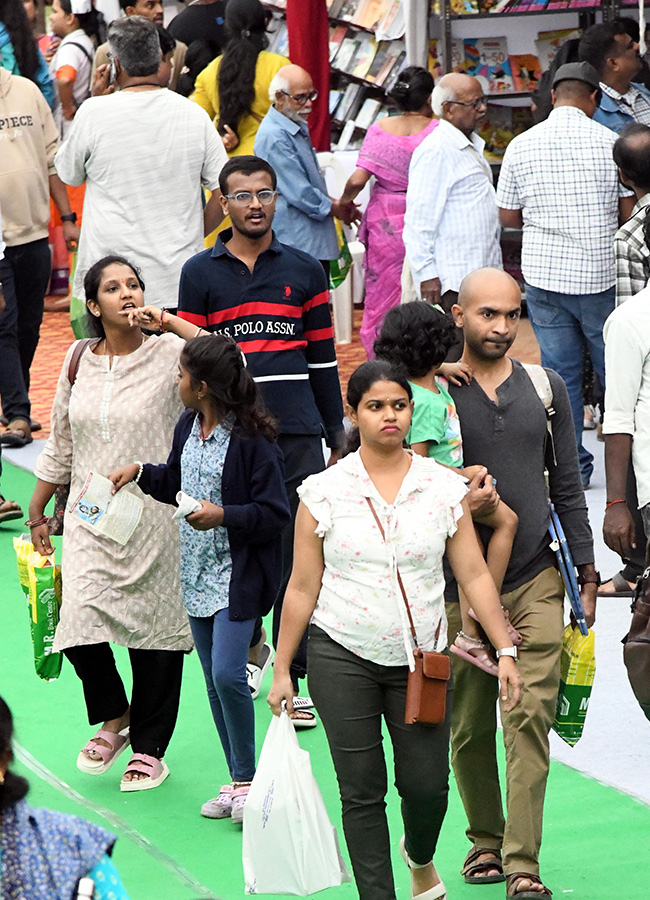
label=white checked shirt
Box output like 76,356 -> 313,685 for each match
614,193 -> 650,305
404,119 -> 502,295
497,106 -> 631,294
601,82 -> 650,126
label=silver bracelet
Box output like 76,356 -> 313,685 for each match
133,460 -> 144,484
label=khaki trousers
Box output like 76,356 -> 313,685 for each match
446,566 -> 564,875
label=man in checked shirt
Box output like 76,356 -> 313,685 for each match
177,155 -> 344,728
496,62 -> 635,490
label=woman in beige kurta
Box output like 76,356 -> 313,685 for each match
29,255 -> 191,792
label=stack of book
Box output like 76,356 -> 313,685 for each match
328,0 -> 402,29
437,0 -> 600,12
331,29 -> 406,88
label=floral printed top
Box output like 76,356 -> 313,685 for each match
179,411 -> 234,617
297,450 -> 467,667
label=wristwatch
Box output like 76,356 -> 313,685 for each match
496,646 -> 518,660
61,212 -> 77,223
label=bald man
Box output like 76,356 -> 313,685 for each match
254,64 -> 358,268
445,269 -> 596,898
403,74 -> 502,313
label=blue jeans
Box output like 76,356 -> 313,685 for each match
524,283 -> 615,483
188,610 -> 257,782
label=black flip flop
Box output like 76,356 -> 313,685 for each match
597,571 -> 635,598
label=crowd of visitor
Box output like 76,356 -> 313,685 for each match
1,2 -> 649,899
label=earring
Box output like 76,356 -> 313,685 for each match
0,771 -> 5,785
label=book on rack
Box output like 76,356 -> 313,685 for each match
351,33 -> 378,79
329,25 -> 349,62
365,40 -> 393,82
336,81 -> 364,121
373,39 -> 405,87
449,0 -> 479,13
465,37 -> 515,94
479,104 -> 533,161
510,54 -> 542,92
376,0 -> 403,36
353,0 -> 394,28
333,0 -> 362,21
428,38 -> 467,81
355,96 -> 382,129
478,0 -> 500,11
382,53 -> 407,92
330,88 -> 344,116
333,34 -> 362,72
535,28 -> 581,72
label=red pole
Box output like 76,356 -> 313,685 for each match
286,0 -> 331,151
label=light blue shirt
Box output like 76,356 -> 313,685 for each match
254,104 -> 338,261
179,412 -> 233,617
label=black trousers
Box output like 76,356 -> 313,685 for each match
64,643 -> 184,758
308,626 -> 452,900
0,239 -> 51,422
271,432 -> 326,687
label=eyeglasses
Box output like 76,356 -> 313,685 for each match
447,97 -> 488,111
280,89 -> 319,106
225,190 -> 277,207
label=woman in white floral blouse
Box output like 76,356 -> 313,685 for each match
268,360 -> 523,900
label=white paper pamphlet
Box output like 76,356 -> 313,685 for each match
69,471 -> 143,545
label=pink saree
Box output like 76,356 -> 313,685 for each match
357,118 -> 438,355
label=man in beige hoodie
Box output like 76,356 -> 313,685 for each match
0,68 -> 78,449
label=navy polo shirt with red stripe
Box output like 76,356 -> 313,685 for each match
177,229 -> 344,447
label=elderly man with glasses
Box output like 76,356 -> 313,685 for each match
404,73 -> 502,318
254,64 -> 358,272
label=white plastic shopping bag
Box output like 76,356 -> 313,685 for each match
243,710 -> 351,895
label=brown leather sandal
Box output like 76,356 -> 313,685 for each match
506,872 -> 553,897
461,847 -> 505,884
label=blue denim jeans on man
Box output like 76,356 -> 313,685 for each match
524,283 -> 615,485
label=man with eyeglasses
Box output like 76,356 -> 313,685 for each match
254,64 -> 359,271
403,73 -> 502,321
176,155 -> 344,729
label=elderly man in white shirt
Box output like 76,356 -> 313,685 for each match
403,73 -> 502,314
497,61 -> 635,489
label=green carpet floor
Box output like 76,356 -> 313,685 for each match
1,460 -> 648,900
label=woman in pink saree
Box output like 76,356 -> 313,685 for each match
341,67 -> 437,355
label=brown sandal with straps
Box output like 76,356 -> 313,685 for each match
461,847 -> 505,884
506,872 -> 553,897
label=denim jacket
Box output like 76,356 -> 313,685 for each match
593,82 -> 650,134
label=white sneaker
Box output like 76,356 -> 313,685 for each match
246,643 -> 274,699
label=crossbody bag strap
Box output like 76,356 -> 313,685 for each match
365,496 -> 442,649
67,338 -> 99,385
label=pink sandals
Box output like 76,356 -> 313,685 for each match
450,633 -> 499,676
120,753 -> 170,792
77,727 -> 130,775
201,784 -> 234,819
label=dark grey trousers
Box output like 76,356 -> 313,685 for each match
307,625 -> 452,900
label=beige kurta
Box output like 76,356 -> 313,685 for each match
34,334 -> 192,653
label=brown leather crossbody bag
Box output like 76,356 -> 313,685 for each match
366,497 -> 450,726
